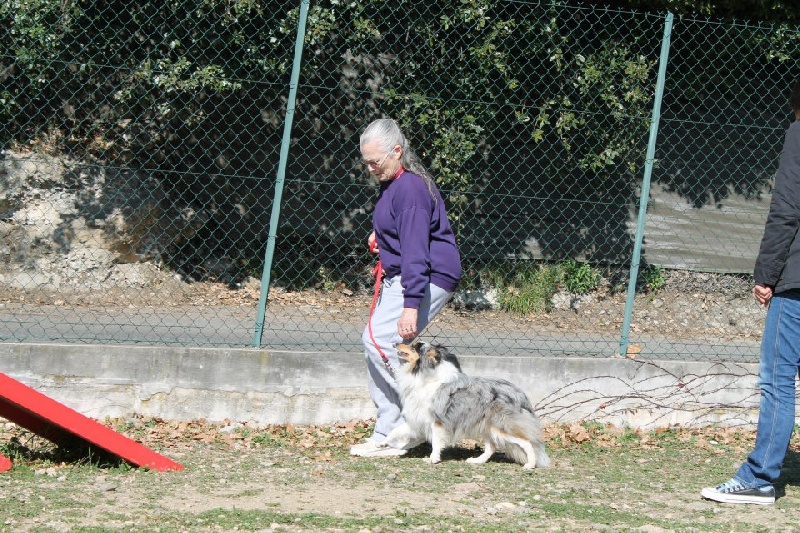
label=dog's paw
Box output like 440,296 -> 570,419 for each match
425,456 -> 441,465
522,462 -> 536,470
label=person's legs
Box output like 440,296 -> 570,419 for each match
736,292 -> 800,485
360,276 -> 406,444
702,291 -> 800,504
352,276 -> 453,456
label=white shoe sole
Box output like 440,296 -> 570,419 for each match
701,487 -> 775,505
349,446 -> 408,457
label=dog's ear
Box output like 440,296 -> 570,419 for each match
432,344 -> 451,356
433,344 -> 462,371
423,344 -> 439,361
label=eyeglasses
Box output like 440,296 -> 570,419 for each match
362,151 -> 392,168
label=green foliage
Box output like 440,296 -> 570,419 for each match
458,260 -> 505,292
561,259 -> 603,295
640,264 -> 666,293
4,0 -> 798,166
462,258 -> 607,313
759,25 -> 800,62
1,0 -> 76,66
317,266 -> 337,292
531,16 -> 655,179
1,0 -> 74,124
3,0 -> 798,294
496,262 -> 562,315
627,0 -> 800,24
385,96 -> 484,225
374,0 -> 520,223
250,432 -> 276,446
2,0 -> 290,156
618,427 -> 639,444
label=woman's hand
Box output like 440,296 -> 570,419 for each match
397,307 -> 418,339
368,232 -> 378,254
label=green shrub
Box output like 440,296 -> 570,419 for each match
640,264 -> 666,293
497,263 -> 561,315
561,259 -> 603,295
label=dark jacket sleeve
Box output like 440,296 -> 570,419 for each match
754,122 -> 800,287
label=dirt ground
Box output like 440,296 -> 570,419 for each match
2,417 -> 800,532
0,270 -> 784,532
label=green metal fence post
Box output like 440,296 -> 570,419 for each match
252,0 -> 311,346
618,12 -> 674,358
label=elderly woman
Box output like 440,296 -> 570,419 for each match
350,118 -> 462,458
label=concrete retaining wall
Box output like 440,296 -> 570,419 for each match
0,342 -> 775,430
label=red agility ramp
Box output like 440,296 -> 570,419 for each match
0,373 -> 183,472
0,453 -> 11,472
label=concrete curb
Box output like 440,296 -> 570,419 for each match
0,342 -> 772,429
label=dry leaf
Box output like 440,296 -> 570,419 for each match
568,423 -> 590,443
626,343 -> 642,358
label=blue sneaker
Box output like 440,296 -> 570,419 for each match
701,479 -> 775,505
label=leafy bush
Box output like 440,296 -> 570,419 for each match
496,262 -> 562,315
640,264 -> 666,293
561,259 -> 603,295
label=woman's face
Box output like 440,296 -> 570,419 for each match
361,142 -> 400,182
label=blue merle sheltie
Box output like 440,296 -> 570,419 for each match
382,341 -> 550,469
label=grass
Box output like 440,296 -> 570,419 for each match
640,264 -> 667,293
460,259 -> 611,315
497,263 -> 562,315
1,418 -> 800,532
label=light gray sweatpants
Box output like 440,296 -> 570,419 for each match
361,275 -> 453,444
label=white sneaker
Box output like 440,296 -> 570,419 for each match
701,479 -> 775,505
349,440 -> 408,457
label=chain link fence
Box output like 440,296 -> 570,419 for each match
1,1 -> 798,360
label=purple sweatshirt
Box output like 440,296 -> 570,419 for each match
373,171 -> 461,309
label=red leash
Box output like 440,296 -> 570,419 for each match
367,239 -> 394,376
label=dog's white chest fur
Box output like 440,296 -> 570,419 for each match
395,363 -> 458,439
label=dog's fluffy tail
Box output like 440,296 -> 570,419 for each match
531,439 -> 551,468
496,413 -> 550,468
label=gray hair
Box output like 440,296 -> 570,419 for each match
360,118 -> 436,200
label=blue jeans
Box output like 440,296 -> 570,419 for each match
734,290 -> 800,488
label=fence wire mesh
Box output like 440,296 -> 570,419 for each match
1,0 -> 798,360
